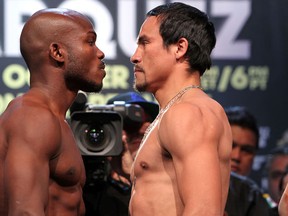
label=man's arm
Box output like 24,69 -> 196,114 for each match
159,103 -> 224,215
279,175 -> 288,216
4,108 -> 61,215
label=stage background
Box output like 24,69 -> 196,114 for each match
0,0 -> 287,189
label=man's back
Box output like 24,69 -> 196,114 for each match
0,93 -> 86,216
130,89 -> 232,216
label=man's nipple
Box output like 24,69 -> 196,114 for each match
140,161 -> 149,169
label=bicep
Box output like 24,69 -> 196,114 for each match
159,105 -> 222,211
4,112 -> 61,212
4,140 -> 50,210
279,184 -> 288,216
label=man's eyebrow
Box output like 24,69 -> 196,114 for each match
137,35 -> 149,44
87,31 -> 96,38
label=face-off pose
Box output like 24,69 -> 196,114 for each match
129,2 -> 232,216
0,8 -> 105,216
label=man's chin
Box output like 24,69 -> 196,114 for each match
133,82 -> 147,92
83,83 -> 103,93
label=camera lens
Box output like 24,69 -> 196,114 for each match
70,111 -> 123,156
85,127 -> 105,146
82,125 -> 109,152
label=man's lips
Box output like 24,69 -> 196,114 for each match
231,165 -> 240,172
100,62 -> 105,70
134,66 -> 144,73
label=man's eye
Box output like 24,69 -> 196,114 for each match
137,38 -> 149,45
241,146 -> 256,154
143,40 -> 150,45
88,40 -> 95,45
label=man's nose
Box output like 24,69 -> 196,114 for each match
231,146 -> 241,161
130,49 -> 141,64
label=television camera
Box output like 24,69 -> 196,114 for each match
69,93 -> 145,157
69,92 -> 146,184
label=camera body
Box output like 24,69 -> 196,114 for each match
69,101 -> 145,156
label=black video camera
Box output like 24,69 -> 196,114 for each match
69,100 -> 145,156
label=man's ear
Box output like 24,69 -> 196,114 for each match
49,43 -> 65,63
175,38 -> 188,60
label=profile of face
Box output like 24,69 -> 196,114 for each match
64,17 -> 106,93
20,9 -> 106,93
268,155 -> 288,203
230,125 -> 257,176
130,16 -> 176,92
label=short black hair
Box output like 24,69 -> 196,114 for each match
147,2 -> 216,76
225,106 -> 259,149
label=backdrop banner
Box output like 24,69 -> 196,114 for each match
0,0 -> 287,186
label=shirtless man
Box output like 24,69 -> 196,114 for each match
279,172 -> 288,215
129,3 -> 232,216
0,8 -> 106,216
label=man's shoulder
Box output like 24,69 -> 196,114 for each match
161,96 -> 227,137
6,93 -> 55,114
1,94 -> 61,134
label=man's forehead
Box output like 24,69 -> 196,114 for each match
137,17 -> 161,41
141,16 -> 159,30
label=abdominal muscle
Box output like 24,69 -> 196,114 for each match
130,177 -> 183,216
46,181 -> 85,216
129,129 -> 183,216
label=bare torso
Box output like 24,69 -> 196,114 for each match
129,90 -> 231,216
130,125 -> 183,215
0,94 -> 86,216
45,121 -> 86,216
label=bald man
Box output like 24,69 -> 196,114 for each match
0,8 -> 106,216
